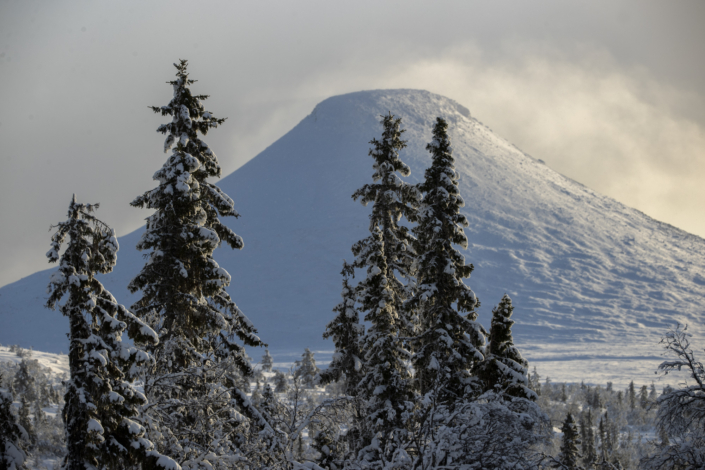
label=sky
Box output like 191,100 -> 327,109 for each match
0,0 -> 704,288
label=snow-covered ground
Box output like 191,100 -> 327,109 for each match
1,89 -> 703,388
0,346 -> 69,380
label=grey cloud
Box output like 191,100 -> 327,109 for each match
0,0 -> 703,287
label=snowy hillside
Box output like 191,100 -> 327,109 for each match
1,89 -> 703,386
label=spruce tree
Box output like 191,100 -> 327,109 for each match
580,411 -> 591,466
129,60 -> 264,463
259,384 -> 279,424
17,397 -> 34,449
602,413 -> 614,455
475,294 -> 533,399
559,413 -> 583,470
0,375 -> 27,470
12,361 -> 36,403
639,385 -> 649,409
32,401 -> 45,429
598,416 -> 607,462
261,349 -> 274,372
531,367 -> 542,396
408,117 -> 484,402
583,421 -> 597,469
46,196 -> 175,470
352,113 -> 419,462
628,382 -> 636,410
295,349 -> 319,389
320,262 -> 364,396
274,371 -> 289,393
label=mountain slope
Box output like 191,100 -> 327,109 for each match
2,89 -> 704,383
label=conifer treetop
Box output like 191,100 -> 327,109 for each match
129,59 -> 262,370
476,294 -> 534,400
409,116 -> 483,400
152,59 -> 226,172
353,112 -> 420,227
487,294 -> 523,359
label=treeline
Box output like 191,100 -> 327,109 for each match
1,60 -> 703,470
2,342 -> 702,470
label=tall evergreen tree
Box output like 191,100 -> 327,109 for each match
12,361 -> 36,403
627,381 -> 636,410
0,373 -> 27,470
649,383 -> 658,402
639,385 -> 649,409
602,413 -> 614,455
17,398 -> 34,449
475,294 -> 534,400
295,349 -> 319,389
531,367 -> 542,396
32,401 -> 45,429
274,370 -> 289,393
261,349 -> 274,372
558,413 -> 583,470
352,113 -> 420,463
408,117 -> 484,402
128,60 -> 264,464
45,196 -> 175,470
259,384 -> 279,424
582,417 -> 597,469
598,416 -> 607,462
320,262 -> 364,397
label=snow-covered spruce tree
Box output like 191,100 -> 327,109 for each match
475,294 -> 534,400
0,373 -> 27,470
17,397 -> 34,449
350,113 -> 420,465
261,349 -> 274,372
558,413 -> 584,470
295,348 -> 319,389
408,116 -> 484,403
45,196 -> 176,470
627,382 -> 636,410
129,60 -> 264,466
12,361 -> 36,404
581,417 -> 597,469
320,262 -> 364,397
411,293 -> 546,467
274,370 -> 289,393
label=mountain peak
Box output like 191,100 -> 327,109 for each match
1,89 -> 703,386
310,89 -> 471,120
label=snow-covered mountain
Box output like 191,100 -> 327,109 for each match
2,90 -> 704,385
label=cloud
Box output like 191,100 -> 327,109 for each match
1,1 -> 703,287
291,42 -> 705,237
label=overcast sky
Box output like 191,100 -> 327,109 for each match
1,0 -> 704,288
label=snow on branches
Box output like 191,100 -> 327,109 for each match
46,195 -> 176,470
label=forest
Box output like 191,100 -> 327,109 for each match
1,61 -> 703,470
